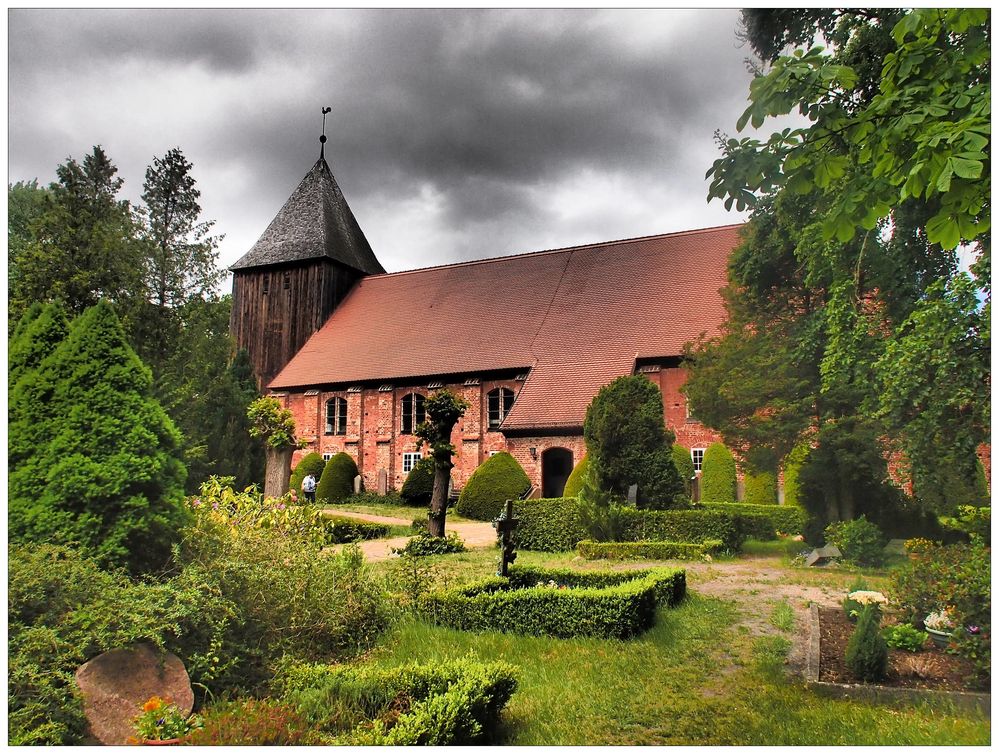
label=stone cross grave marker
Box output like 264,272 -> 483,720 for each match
493,499 -> 519,577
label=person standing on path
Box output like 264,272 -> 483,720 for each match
302,473 -> 317,504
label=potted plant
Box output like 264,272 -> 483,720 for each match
130,696 -> 202,745
924,609 -> 956,647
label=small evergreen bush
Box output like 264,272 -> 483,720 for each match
562,454 -> 589,498
316,452 -> 358,505
325,516 -> 390,543
824,516 -> 887,567
455,452 -> 531,521
781,443 -> 810,508
672,445 -> 696,498
290,453 -> 327,497
400,457 -> 436,507
743,469 -> 778,505
393,532 -> 466,556
845,604 -> 888,682
700,443 -> 737,502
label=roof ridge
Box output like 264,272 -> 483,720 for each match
364,223 -> 744,280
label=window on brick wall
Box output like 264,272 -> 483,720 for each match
325,397 -> 347,435
322,453 -> 333,461
400,393 -> 426,434
487,388 -> 515,429
402,452 -> 422,473
691,447 -> 706,472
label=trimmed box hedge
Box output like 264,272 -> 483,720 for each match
698,502 -> 807,538
512,497 -> 586,551
277,658 -> 518,745
617,508 -> 744,550
418,564 -> 686,639
323,515 -> 390,543
577,539 -> 723,561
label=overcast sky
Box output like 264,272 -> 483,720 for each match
9,8 -> 763,280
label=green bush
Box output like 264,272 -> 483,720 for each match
842,576 -> 871,622
324,516 -> 390,543
743,469 -> 778,505
316,452 -> 359,505
418,564 -> 686,639
186,699 -> 320,745
824,516 -> 887,567
510,498 -> 750,552
393,533 -> 467,556
276,659 -> 518,745
940,505 -> 991,545
401,457 -> 436,507
845,604 -> 888,682
583,375 -> 686,508
882,624 -> 928,653
891,539 -> 990,682
562,454 -> 589,498
339,491 -> 404,508
456,452 -> 531,521
700,443 -> 737,502
781,443 -> 810,508
672,445 -> 696,497
699,501 -> 807,538
576,540 -> 721,561
290,452 -> 327,496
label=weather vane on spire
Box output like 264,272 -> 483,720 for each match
320,106 -> 332,159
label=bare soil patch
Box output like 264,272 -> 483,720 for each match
817,607 -> 980,691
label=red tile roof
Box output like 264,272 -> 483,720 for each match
270,224 -> 743,430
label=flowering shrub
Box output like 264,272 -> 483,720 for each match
848,591 -> 888,607
132,696 -> 201,742
891,539 -> 989,684
924,609 -> 955,632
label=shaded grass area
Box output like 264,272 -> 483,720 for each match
366,548 -> 989,746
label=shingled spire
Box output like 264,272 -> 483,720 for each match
230,142 -> 385,388
230,157 -> 383,274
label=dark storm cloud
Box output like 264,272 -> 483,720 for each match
8,8 -> 755,271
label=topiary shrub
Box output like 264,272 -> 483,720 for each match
781,443 -> 810,508
455,452 -> 531,521
290,453 -> 327,497
392,532 -> 466,556
743,469 -> 778,505
576,540 -> 721,561
562,454 -> 589,498
672,445 -> 696,498
512,498 -> 586,551
700,443 -> 737,502
400,457 -> 435,507
324,517 -> 390,543
845,604 -> 888,682
824,516 -> 887,567
583,375 -> 685,508
316,453 -> 358,505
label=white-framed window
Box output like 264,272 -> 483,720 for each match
487,387 -> 515,429
322,453 -> 333,461
691,447 -> 706,472
400,393 -> 426,434
489,450 -> 502,457
325,397 -> 347,435
402,452 -> 422,473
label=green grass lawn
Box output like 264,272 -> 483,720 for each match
363,548 -> 990,745
324,500 -> 474,523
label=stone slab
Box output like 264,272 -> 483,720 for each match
75,643 -> 193,745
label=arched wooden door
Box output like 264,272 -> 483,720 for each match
541,447 -> 573,498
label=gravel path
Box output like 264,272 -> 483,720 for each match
323,509 -> 496,562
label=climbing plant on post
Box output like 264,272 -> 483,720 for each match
415,389 -> 469,537
247,396 -> 304,497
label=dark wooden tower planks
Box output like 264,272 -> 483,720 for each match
231,259 -> 360,388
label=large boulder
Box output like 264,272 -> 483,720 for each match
74,643 -> 193,745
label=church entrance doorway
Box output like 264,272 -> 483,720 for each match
541,447 -> 573,498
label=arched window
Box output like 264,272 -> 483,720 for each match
400,392 -> 426,434
325,397 -> 347,435
487,387 -> 515,429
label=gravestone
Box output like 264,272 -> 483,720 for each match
75,643 -> 193,745
353,474 -> 362,494
883,539 -> 908,556
627,484 -> 638,506
805,544 -> 842,567
377,469 -> 388,495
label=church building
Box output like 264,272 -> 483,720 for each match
230,153 -> 736,497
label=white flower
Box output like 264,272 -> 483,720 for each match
925,609 -> 955,631
848,590 -> 888,606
